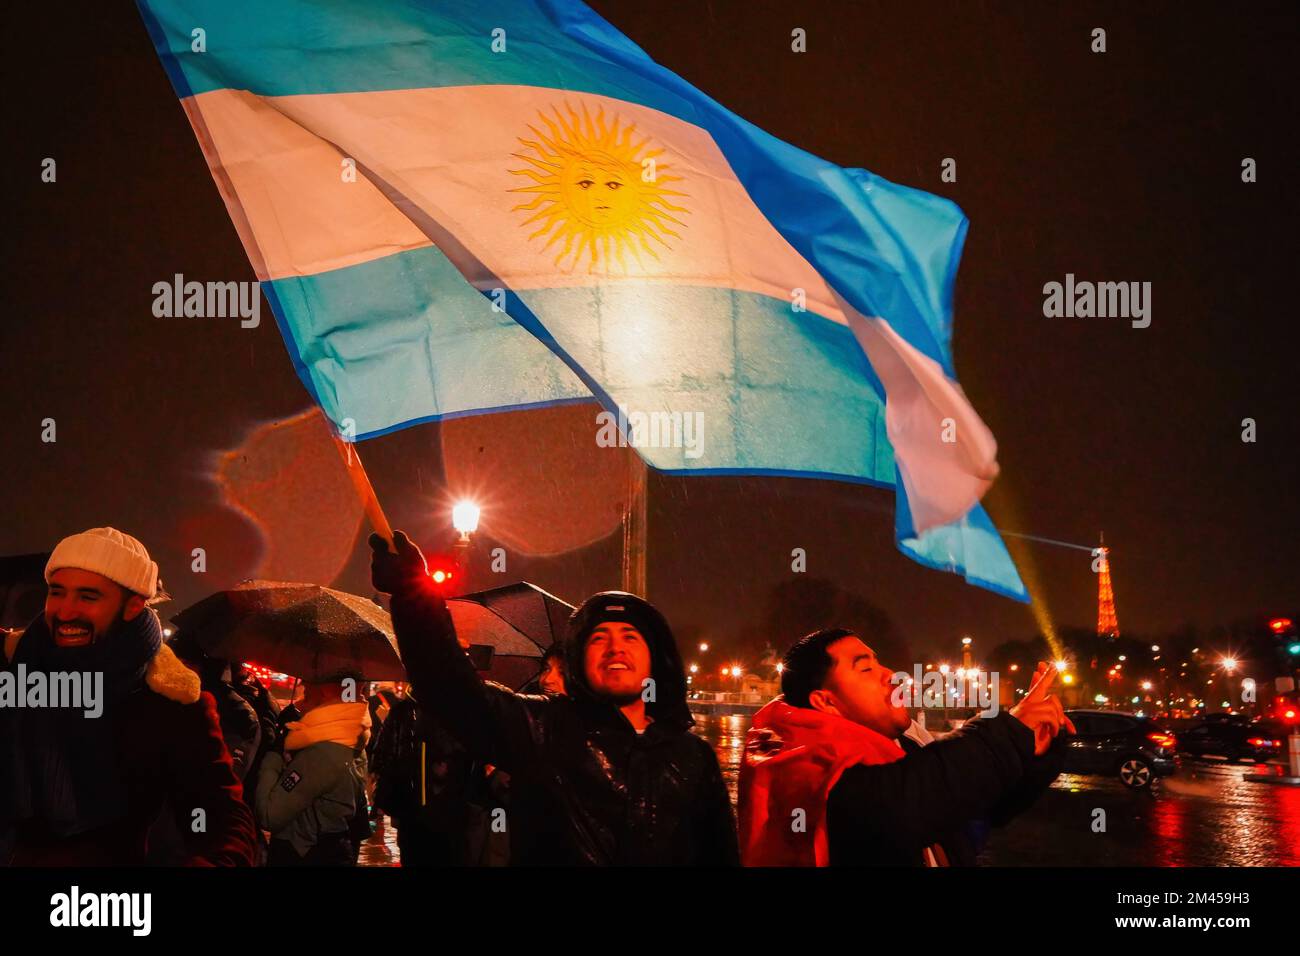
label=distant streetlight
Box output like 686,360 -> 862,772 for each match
730,666 -> 742,678
1009,663 -> 1019,672
1150,645 -> 1160,653
1118,655 -> 1127,662
1141,681 -> 1153,691
961,636 -> 972,646
1220,657 -> 1239,673
775,662 -> 785,674
689,663 -> 698,674
939,663 -> 950,675
1054,660 -> 1068,672
452,500 -> 481,542
699,642 -> 709,653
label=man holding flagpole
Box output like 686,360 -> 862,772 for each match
370,531 -> 738,866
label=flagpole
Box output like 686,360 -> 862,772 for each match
331,430 -> 394,548
622,453 -> 648,597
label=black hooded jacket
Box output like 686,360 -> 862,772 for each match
384,578 -> 738,866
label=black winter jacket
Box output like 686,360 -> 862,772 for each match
826,712 -> 1063,865
386,582 -> 739,866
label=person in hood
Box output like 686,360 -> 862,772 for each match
738,627 -> 1071,866
254,674 -> 372,866
370,531 -> 738,866
0,527 -> 257,866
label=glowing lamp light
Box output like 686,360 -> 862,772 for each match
1009,664 -> 1019,672
775,662 -> 784,674
452,500 -> 481,538
1220,657 -> 1238,673
1062,674 -> 1075,685
431,568 -> 452,585
961,636 -> 973,646
730,666 -> 742,678
939,664 -> 950,675
699,642 -> 710,653
1054,660 -> 1068,672
689,663 -> 699,674
1141,681 -> 1153,691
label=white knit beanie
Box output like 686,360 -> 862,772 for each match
45,527 -> 159,600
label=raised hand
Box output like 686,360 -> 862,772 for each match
1009,661 -> 1076,755
369,530 -> 429,594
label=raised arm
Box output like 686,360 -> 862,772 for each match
371,532 -> 545,773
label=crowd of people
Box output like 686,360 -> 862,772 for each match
1,525 -> 1073,867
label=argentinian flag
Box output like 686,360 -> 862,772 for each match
137,0 -> 1028,600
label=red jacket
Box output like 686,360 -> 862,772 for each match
737,698 -> 903,866
5,638 -> 258,866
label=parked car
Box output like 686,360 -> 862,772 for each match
1179,719 -> 1284,763
1062,709 -> 1178,789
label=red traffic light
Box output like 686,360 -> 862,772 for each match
1269,617 -> 1294,633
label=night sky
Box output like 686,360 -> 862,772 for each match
3,1 -> 1296,662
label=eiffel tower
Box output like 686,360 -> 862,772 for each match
1096,533 -> 1119,639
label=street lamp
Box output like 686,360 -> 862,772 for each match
699,642 -> 709,653
452,500 -> 481,542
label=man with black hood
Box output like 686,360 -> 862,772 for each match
370,531 -> 738,866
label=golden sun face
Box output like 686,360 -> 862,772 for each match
509,102 -> 688,273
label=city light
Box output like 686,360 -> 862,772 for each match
961,636 -> 972,646
451,500 -> 481,538
1220,657 -> 1238,673
699,642 -> 709,653
939,664 -> 950,675
1054,660 -> 1067,672
1062,674 -> 1075,685
689,663 -> 698,674
1141,681 -> 1153,691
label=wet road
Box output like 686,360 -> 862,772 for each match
359,713 -> 1300,866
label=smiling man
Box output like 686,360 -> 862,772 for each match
738,627 -> 1071,866
371,531 -> 737,865
0,527 -> 256,866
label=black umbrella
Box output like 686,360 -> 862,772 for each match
173,581 -> 403,681
0,552 -> 50,629
448,582 -> 574,690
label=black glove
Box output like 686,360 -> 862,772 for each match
369,530 -> 429,595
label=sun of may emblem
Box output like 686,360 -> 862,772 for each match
509,102 -> 688,273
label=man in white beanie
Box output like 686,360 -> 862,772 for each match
1,527 -> 257,866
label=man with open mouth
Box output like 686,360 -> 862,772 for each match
0,527 -> 256,866
371,530 -> 738,866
